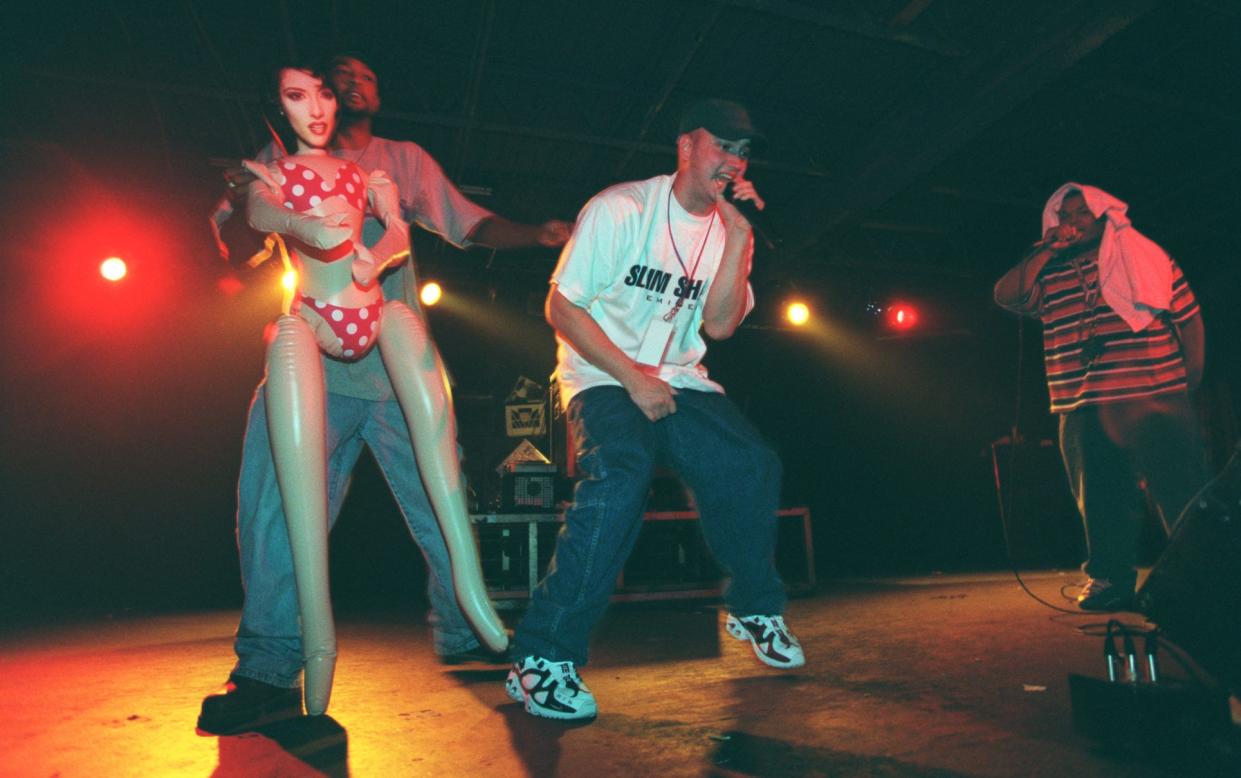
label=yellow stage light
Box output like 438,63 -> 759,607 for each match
420,281 -> 443,307
785,301 -> 810,326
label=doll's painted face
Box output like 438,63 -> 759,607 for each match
279,68 -> 337,151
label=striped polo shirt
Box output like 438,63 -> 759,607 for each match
1034,247 -> 1199,414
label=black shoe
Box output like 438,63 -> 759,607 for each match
438,644 -> 510,666
1076,578 -> 1135,612
197,675 -> 303,735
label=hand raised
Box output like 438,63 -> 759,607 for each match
223,165 -> 257,202
367,169 -> 402,226
717,177 -> 765,234
1043,223 -> 1082,252
536,219 -> 574,247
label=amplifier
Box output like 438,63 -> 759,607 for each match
1136,443 -> 1241,695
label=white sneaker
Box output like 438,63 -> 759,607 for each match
726,614 -> 805,669
505,656 -> 598,720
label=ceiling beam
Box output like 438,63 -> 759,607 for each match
1186,0 -> 1240,17
275,0 -> 298,63
450,0 -> 497,181
859,221 -> 951,236
789,0 -> 1159,254
887,0 -> 937,29
927,186 -> 1042,209
613,5 -> 723,177
792,254 -> 976,278
24,67 -> 830,179
717,0 -> 967,57
1084,79 -> 1241,123
182,0 -> 256,155
106,1 -> 174,177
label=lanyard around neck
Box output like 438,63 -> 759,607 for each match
664,185 -> 715,321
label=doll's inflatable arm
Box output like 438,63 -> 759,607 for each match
353,170 -> 411,286
245,162 -> 353,250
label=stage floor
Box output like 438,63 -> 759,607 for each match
1,571 -> 1236,777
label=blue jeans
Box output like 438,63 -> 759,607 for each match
232,385 -> 478,688
513,386 -> 787,665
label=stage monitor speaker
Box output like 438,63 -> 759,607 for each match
499,462 -> 557,512
1136,443 -> 1241,695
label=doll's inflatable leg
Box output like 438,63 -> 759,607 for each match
377,301 -> 508,653
265,314 -> 336,715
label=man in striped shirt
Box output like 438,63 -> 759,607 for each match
994,186 -> 1206,611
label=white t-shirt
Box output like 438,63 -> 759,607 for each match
551,173 -> 755,408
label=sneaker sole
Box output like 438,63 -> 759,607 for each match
1076,599 -> 1135,612
522,700 -> 598,720
726,619 -> 805,669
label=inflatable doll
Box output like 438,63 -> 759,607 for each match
243,65 -> 507,715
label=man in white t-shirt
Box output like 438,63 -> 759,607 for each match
505,99 -> 804,721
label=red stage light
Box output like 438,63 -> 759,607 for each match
31,161 -> 183,357
886,303 -> 918,331
100,257 -> 127,282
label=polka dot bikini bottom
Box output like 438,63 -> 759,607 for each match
297,295 -> 383,360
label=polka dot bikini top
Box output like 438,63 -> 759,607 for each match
277,159 -> 367,213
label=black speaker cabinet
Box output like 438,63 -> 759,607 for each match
499,463 -> 557,512
1136,444 -> 1241,695
989,438 -> 1085,567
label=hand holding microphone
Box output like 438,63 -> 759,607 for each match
723,179 -> 778,251
1038,223 -> 1083,252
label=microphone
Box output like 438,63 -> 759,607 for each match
1030,225 -> 1084,253
724,182 -> 778,251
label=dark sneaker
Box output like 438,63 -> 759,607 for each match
505,656 -> 597,720
197,675 -> 303,735
439,644 -> 510,666
726,614 -> 805,669
1076,578 -> 1135,611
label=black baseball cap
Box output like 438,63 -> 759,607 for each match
677,98 -> 766,152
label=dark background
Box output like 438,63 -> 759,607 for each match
2,0 -> 1238,621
